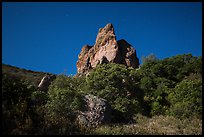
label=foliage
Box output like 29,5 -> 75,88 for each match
86,63 -> 143,122
2,74 -> 36,134
42,75 -> 86,134
167,79 -> 202,119
2,53 -> 202,135
137,54 -> 202,117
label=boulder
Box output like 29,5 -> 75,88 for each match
77,94 -> 112,127
38,74 -> 56,91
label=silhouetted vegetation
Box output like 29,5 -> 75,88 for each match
2,53 -> 202,135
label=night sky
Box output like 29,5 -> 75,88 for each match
2,2 -> 202,75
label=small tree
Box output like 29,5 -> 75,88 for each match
141,53 -> 158,65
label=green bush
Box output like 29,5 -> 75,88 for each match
167,79 -> 202,119
85,63 -> 143,122
137,54 -> 202,117
42,75 -> 85,134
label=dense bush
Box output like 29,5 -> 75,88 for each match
136,54 -> 202,117
85,63 -> 144,122
42,75 -> 86,134
167,79 -> 202,119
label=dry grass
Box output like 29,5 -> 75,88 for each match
90,114 -> 202,135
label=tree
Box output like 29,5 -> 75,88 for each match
141,53 -> 159,65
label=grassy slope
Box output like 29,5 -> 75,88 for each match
90,115 -> 202,135
2,63 -> 53,87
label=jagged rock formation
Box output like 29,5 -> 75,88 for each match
38,74 -> 56,91
77,94 -> 112,127
76,23 -> 139,75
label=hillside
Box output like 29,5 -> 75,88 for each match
2,53 -> 202,135
2,64 -> 53,87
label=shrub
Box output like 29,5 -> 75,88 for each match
85,63 -> 143,122
42,75 -> 85,134
167,79 -> 202,119
137,54 -> 202,117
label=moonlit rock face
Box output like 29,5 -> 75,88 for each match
76,23 -> 139,75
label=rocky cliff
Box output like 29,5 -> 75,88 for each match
76,23 -> 139,75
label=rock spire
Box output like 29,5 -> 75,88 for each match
76,23 -> 139,75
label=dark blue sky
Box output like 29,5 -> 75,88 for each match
2,2 -> 202,75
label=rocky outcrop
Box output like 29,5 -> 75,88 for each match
76,23 -> 139,75
38,74 -> 56,91
77,94 -> 112,127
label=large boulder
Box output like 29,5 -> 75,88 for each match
76,23 -> 139,75
77,94 -> 112,127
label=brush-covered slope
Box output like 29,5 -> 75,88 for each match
2,64 -> 53,87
